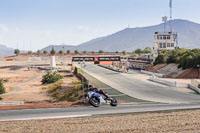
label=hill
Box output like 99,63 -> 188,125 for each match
0,45 -> 14,56
41,19 -> 200,52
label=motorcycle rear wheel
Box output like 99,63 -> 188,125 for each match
89,96 -> 100,107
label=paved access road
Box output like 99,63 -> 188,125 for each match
1,103 -> 200,121
75,63 -> 200,103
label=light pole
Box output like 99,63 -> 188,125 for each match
62,47 -> 65,69
81,59 -> 85,102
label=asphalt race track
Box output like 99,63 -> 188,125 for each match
1,103 -> 200,121
75,63 -> 200,104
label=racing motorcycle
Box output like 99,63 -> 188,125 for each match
86,85 -> 118,107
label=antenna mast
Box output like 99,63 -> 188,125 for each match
169,0 -> 172,33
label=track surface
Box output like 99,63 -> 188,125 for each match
75,63 -> 200,103
1,103 -> 200,121
1,63 -> 200,121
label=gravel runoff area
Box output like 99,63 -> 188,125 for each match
1,110 -> 200,133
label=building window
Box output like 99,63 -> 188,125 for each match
167,36 -> 170,40
167,43 -> 170,47
163,43 -> 166,48
163,36 -> 166,40
171,43 -> 174,47
159,43 -> 162,48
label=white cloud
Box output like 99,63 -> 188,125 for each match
0,24 -> 8,32
77,25 -> 89,31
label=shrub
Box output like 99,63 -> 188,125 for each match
0,96 -> 2,100
0,80 -> 6,94
154,54 -> 165,65
42,72 -> 63,84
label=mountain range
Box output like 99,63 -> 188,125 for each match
1,19 -> 200,56
41,19 -> 200,52
0,45 -> 14,56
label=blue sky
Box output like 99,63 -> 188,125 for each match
0,0 -> 200,51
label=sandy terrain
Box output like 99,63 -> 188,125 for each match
1,110 -> 200,133
0,58 -> 76,103
0,66 -> 51,102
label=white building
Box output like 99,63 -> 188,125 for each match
153,32 -> 178,58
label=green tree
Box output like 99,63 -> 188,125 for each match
28,50 -> 32,55
37,50 -> 41,55
122,50 -> 126,55
14,49 -> 20,56
154,54 -> 165,65
74,50 -> 79,54
67,50 -> 71,54
0,80 -> 5,94
43,50 -> 48,55
59,50 -> 64,55
50,48 -> 56,55
143,47 -> 152,54
99,50 -> 104,54
91,51 -> 96,54
83,50 -> 87,54
115,51 -> 119,54
135,48 -> 143,55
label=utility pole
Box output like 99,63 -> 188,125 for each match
62,46 -> 65,69
197,64 -> 200,78
169,0 -> 173,33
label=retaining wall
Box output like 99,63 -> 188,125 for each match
149,76 -> 177,87
141,70 -> 165,78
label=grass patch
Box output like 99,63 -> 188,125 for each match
69,81 -> 81,85
47,80 -> 64,93
47,79 -> 86,102
0,80 -> 6,94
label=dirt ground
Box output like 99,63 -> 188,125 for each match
0,59 -> 78,103
1,110 -> 200,133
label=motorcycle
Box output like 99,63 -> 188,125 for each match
86,85 -> 118,107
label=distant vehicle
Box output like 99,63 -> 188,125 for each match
86,85 -> 118,107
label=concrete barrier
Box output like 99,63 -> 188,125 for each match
141,70 -> 165,78
149,76 -> 177,87
0,101 -> 24,106
188,84 -> 200,94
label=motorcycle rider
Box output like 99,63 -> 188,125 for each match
88,85 -> 108,98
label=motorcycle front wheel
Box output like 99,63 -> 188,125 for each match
89,96 -> 100,107
110,97 -> 118,107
